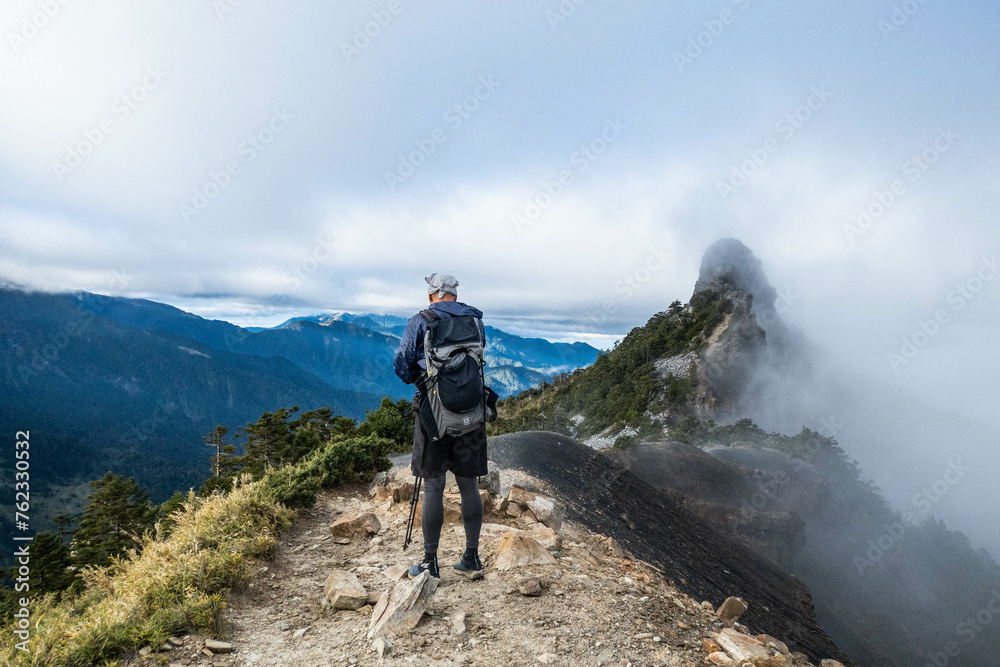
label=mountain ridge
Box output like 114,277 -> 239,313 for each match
490,238 -> 1000,667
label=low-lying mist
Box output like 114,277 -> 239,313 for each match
742,308 -> 1000,559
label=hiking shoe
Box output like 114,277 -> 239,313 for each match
408,556 -> 439,579
452,553 -> 484,580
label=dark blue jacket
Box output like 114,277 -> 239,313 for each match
393,301 -> 486,385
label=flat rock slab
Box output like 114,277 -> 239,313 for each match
368,570 -> 438,639
714,628 -> 769,663
204,639 -> 232,654
382,563 -> 409,582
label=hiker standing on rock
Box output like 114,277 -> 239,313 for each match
393,273 -> 493,580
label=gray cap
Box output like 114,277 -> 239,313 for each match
425,272 -> 459,297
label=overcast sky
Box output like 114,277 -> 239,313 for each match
2,1 -> 999,434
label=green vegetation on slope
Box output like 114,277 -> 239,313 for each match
491,291 -> 732,438
673,417 -> 1000,667
0,399 -> 403,666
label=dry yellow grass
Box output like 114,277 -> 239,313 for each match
1,476 -> 294,667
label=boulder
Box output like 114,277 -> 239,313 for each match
391,476 -> 415,504
323,570 -> 368,610
518,577 -> 543,596
478,464 -> 501,496
527,495 -> 565,531
493,533 -> 557,571
714,628 -> 769,663
368,570 -> 438,639
717,596 -> 748,627
708,652 -> 733,666
501,484 -> 567,531
330,512 -> 381,538
819,661 -> 847,667
507,484 -> 539,506
523,525 -> 562,551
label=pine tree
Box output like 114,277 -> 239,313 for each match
357,397 -> 415,449
203,425 -> 231,478
239,406 -> 299,475
53,513 -> 76,540
72,472 -> 156,569
28,531 -> 77,595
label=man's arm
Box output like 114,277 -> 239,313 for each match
393,315 -> 424,384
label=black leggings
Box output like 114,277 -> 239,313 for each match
421,474 -> 483,554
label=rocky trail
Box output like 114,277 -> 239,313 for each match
125,451 -> 851,667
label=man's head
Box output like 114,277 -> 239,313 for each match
425,273 -> 459,303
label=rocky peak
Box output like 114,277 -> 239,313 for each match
682,239 -> 774,416
693,238 -> 777,315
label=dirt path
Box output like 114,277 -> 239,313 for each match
130,464 -> 832,666
211,471 -> 728,667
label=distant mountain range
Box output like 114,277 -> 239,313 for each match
272,312 -> 600,397
0,288 -> 599,509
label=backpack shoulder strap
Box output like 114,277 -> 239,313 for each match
418,308 -> 440,325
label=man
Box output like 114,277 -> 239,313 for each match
393,273 -> 488,580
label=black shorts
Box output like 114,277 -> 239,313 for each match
410,392 -> 488,479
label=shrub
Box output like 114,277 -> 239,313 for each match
612,434 -> 638,450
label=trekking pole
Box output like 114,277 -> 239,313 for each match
403,476 -> 422,551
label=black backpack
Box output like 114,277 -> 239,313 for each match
417,309 -> 497,442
